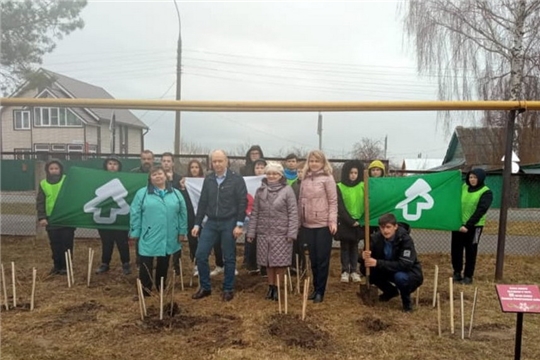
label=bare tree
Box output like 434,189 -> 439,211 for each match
401,0 -> 540,135
276,145 -> 309,159
350,137 -> 385,160
179,138 -> 211,155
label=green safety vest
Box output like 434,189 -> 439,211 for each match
286,178 -> 298,186
40,175 -> 66,216
337,182 -> 364,220
461,184 -> 489,226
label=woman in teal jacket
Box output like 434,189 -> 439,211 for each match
130,165 -> 188,296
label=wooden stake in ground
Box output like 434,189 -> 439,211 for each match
136,279 -> 145,321
277,275 -> 282,314
284,274 -> 288,315
295,254 -> 300,294
1,263 -> 8,310
11,262 -> 16,308
460,291 -> 465,340
159,277 -> 164,320
416,286 -> 420,307
30,267 -> 37,311
65,252 -> 71,288
87,248 -> 94,287
432,265 -> 439,307
449,277 -> 455,334
287,267 -> 293,293
67,249 -> 74,285
302,277 -> 309,321
437,292 -> 441,337
139,279 -> 147,316
468,287 -> 479,338
178,258 -> 184,291
170,272 -> 176,318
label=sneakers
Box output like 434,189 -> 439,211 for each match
193,265 -> 199,277
210,266 -> 224,277
210,266 -> 237,276
122,263 -> 131,275
453,272 -> 463,283
350,272 -> 361,283
462,277 -> 473,285
402,295 -> 413,312
341,272 -> 350,283
95,263 -> 110,274
378,288 -> 399,302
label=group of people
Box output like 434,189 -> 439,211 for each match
37,145 -> 492,312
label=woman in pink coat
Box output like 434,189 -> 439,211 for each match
299,150 -> 338,303
247,163 -> 298,300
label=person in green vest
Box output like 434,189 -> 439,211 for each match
36,159 -> 75,275
336,160 -> 365,283
451,168 -> 493,285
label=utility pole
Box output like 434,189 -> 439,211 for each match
384,134 -> 388,159
317,112 -> 322,150
173,0 -> 182,155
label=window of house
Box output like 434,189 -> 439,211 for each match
51,144 -> 66,160
67,144 -> 84,160
14,148 -> 32,160
14,110 -> 31,130
34,108 -> 82,127
34,144 -> 50,161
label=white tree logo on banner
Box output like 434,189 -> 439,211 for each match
83,179 -> 130,224
395,179 -> 435,221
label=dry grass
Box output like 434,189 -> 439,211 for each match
1,236 -> 540,360
0,203 -> 35,215
483,221 -> 540,236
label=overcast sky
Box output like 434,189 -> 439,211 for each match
41,0 -> 459,162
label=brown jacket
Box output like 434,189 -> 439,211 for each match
298,170 -> 338,229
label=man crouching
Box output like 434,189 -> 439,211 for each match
361,213 -> 423,312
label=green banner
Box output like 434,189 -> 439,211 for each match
368,171 -> 462,231
49,167 -> 148,230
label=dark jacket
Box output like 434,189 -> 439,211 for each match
336,160 -> 365,242
169,172 -> 195,231
463,168 -> 493,228
194,170 -> 248,225
240,145 -> 265,176
361,225 -> 423,284
36,160 -> 72,230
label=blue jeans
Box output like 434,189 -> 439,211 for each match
195,219 -> 237,292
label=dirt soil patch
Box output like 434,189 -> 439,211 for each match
267,313 -> 329,349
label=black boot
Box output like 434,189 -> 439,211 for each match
272,286 -> 279,301
265,285 -> 274,300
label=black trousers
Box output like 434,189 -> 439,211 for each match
340,239 -> 359,273
187,233 -> 198,262
97,229 -> 130,265
47,227 -> 75,270
245,237 -> 258,271
139,255 -> 170,296
172,249 -> 182,272
451,227 -> 483,278
303,227 -> 333,296
291,230 -> 307,273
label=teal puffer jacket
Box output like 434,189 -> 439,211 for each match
129,186 -> 187,257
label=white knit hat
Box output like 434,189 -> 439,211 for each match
264,162 -> 284,176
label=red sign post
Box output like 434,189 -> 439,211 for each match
496,285 -> 540,360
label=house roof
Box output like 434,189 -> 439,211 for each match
401,158 -> 442,171
442,126 -> 540,170
42,69 -> 148,129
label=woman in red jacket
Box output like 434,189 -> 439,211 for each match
298,150 -> 338,303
